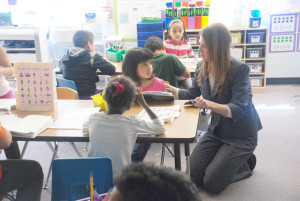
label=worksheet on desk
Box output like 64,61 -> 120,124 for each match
50,107 -> 100,129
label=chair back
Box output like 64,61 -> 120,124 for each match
56,87 -> 78,100
56,77 -> 78,92
51,157 -> 113,201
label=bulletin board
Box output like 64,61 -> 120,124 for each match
116,0 -> 163,39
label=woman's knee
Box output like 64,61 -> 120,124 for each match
203,174 -> 227,194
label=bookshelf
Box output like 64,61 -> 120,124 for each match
230,27 -> 268,93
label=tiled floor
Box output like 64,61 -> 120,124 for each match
2,84 -> 300,201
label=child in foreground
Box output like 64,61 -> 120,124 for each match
122,47 -> 167,162
83,76 -> 165,176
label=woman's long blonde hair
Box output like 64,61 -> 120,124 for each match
197,23 -> 232,97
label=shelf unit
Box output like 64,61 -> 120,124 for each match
164,27 -> 268,93
229,27 -> 268,93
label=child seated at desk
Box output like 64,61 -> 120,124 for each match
83,76 -> 165,176
59,30 -> 116,99
122,47 -> 167,162
144,36 -> 190,88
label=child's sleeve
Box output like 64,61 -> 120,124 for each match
133,116 -> 165,135
93,53 -> 116,75
187,43 -> 195,58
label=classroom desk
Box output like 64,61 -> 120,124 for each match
10,100 -> 200,170
2,99 -> 199,187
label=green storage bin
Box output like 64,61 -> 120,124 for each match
141,17 -> 161,23
106,48 -> 125,62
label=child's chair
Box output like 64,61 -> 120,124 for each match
51,157 -> 113,201
56,87 -> 78,99
56,77 -> 78,92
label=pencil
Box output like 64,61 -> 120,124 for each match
103,188 -> 112,201
90,172 -> 93,201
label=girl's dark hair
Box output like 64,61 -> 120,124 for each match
122,47 -> 153,84
165,19 -> 188,41
104,76 -> 136,110
73,30 -> 94,48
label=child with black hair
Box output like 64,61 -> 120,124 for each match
145,36 -> 190,88
164,19 -> 195,59
59,30 -> 116,99
122,47 -> 167,162
83,76 -> 165,176
110,162 -> 202,201
163,19 -> 194,88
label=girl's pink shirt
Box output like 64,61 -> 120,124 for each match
142,77 -> 167,92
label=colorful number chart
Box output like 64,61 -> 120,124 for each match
14,62 -> 56,111
270,34 -> 295,52
270,13 -> 297,33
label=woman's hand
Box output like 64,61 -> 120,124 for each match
193,96 -> 210,109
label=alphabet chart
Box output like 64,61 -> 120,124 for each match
270,14 -> 297,33
14,62 -> 56,111
270,34 -> 295,52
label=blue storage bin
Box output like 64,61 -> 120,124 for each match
138,40 -> 146,48
137,21 -> 164,32
249,17 -> 261,28
137,31 -> 163,41
247,32 -> 264,43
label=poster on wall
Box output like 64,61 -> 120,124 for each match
269,34 -> 295,52
14,62 -> 56,111
270,13 -> 297,33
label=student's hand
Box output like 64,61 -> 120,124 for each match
166,84 -> 179,96
136,87 -> 147,107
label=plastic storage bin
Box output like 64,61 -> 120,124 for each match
247,62 -> 263,73
137,21 -> 164,32
249,17 -> 261,28
246,47 -> 263,58
231,32 -> 243,44
106,48 -> 125,62
249,76 -> 263,87
138,40 -> 146,48
247,32 -> 264,43
230,48 -> 243,59
137,31 -> 163,41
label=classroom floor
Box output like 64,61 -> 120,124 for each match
1,84 -> 300,201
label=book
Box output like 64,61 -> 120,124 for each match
138,105 -> 181,123
0,115 -> 53,138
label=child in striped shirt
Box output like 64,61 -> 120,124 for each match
163,19 -> 194,88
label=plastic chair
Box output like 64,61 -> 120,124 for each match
51,157 -> 113,201
56,77 -> 78,92
56,87 -> 78,100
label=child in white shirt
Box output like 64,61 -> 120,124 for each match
83,76 -> 165,176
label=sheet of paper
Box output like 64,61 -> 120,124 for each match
0,99 -> 16,111
138,105 -> 180,123
50,107 -> 100,129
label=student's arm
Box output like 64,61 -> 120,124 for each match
93,53 -> 116,75
136,89 -> 157,120
172,55 -> 190,78
0,124 -> 12,149
0,46 -> 13,77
